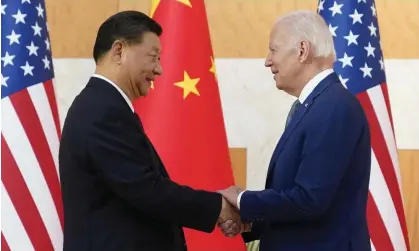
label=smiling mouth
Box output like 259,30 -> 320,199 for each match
145,78 -> 154,84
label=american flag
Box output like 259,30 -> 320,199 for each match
318,0 -> 410,250
1,0 -> 63,250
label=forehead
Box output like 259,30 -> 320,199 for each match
269,24 -> 289,47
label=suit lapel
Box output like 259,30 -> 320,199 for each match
266,102 -> 308,178
266,73 -> 339,179
88,77 -> 171,178
133,112 -> 170,178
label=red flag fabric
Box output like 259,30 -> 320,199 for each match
133,0 -> 247,250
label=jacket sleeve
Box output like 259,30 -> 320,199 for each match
87,110 -> 222,233
240,99 -> 369,223
241,221 -> 269,243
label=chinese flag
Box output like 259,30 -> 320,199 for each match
133,0 -> 247,251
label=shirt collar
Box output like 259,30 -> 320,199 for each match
298,68 -> 334,104
92,73 -> 134,112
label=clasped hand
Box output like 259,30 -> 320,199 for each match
216,186 -> 251,237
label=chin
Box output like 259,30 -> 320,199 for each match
275,83 -> 284,90
140,88 -> 150,97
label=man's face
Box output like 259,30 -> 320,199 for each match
120,32 -> 162,98
265,26 -> 302,92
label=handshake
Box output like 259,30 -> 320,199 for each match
216,186 -> 251,237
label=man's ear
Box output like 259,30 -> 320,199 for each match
298,40 -> 311,63
110,40 -> 124,64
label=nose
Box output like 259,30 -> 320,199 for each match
264,56 -> 272,68
154,63 -> 163,76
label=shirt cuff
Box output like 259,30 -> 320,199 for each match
237,191 -> 246,210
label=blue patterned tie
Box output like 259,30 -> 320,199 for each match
285,100 -> 301,127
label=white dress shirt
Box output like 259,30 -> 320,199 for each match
298,68 -> 334,104
92,73 -> 134,112
236,68 -> 334,210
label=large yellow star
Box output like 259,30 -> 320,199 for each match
174,71 -> 200,99
177,0 -> 192,7
209,56 -> 217,79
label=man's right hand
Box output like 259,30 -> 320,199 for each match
218,219 -> 252,237
217,197 -> 243,237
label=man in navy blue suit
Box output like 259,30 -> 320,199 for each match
219,11 -> 372,251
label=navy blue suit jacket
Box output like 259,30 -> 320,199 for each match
240,72 -> 372,251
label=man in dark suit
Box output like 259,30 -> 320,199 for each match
59,11 -> 240,251
218,11 -> 372,251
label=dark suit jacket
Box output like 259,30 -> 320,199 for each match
59,77 -> 222,251
240,73 -> 372,251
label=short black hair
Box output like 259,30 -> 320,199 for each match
93,10 -> 162,63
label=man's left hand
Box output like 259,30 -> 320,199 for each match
217,186 -> 243,209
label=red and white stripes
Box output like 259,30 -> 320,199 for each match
1,80 -> 63,251
357,82 -> 410,251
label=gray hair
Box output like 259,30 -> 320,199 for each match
274,10 -> 336,60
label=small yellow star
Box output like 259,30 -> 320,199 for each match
209,56 -> 217,79
174,71 -> 200,99
150,81 -> 154,89
177,0 -> 192,8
